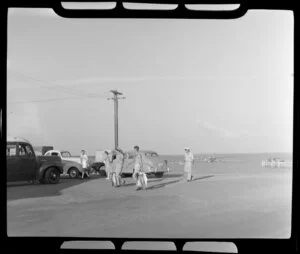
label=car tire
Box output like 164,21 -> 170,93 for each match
99,166 -> 107,177
68,167 -> 79,179
44,167 -> 60,184
155,172 -> 164,178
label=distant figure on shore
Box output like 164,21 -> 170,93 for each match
114,147 -> 126,187
133,145 -> 147,190
104,150 -> 113,180
184,147 -> 194,182
80,150 -> 90,179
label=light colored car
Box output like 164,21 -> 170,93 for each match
44,150 -> 83,178
122,150 -> 169,178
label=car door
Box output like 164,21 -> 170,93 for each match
55,152 -> 70,171
17,143 -> 37,181
6,143 -> 20,182
123,152 -> 135,173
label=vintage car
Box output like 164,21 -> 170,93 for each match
7,136 -> 63,184
33,146 -> 54,155
93,150 -> 169,178
90,150 -> 114,177
44,150 -> 85,178
122,150 -> 169,177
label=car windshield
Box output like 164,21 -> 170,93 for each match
126,153 -> 135,159
61,152 -> 71,157
7,144 -> 17,156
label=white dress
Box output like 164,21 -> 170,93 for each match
104,154 -> 113,172
114,153 -> 124,174
80,154 -> 88,169
184,152 -> 194,172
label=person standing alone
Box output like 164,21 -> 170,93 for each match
132,145 -> 146,190
80,149 -> 90,179
184,147 -> 194,182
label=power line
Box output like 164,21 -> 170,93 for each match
8,70 -> 107,98
8,70 -> 109,103
9,70 -> 95,97
10,93 -> 108,104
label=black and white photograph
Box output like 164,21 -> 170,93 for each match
6,4 -> 293,241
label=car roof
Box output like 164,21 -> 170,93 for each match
96,149 -> 158,154
125,150 -> 158,154
141,150 -> 158,154
45,150 -> 61,153
7,136 -> 31,144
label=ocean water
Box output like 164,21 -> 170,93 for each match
88,153 -> 293,175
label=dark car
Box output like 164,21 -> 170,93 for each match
7,136 -> 63,184
90,161 -> 106,176
33,146 -> 54,156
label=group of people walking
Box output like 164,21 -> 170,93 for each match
79,145 -> 195,190
103,145 -> 147,190
103,147 -> 126,187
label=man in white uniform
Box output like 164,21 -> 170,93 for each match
184,147 -> 194,182
132,145 -> 146,190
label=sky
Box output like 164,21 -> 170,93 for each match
6,8 -> 294,155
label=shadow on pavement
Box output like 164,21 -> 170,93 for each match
146,179 -> 181,190
145,175 -> 214,190
191,175 -> 214,182
162,173 -> 184,178
7,175 -> 102,201
120,178 -> 164,188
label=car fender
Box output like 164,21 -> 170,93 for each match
38,161 -> 63,180
63,160 -> 83,173
91,162 -> 105,171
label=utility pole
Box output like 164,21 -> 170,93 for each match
108,90 -> 125,149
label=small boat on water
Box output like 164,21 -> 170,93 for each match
204,154 -> 217,163
261,157 -> 292,168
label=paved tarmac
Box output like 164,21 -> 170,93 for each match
7,169 -> 292,239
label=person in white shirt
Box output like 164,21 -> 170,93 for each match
114,147 -> 126,186
132,145 -> 147,190
104,150 -> 113,180
184,147 -> 194,182
80,149 -> 89,179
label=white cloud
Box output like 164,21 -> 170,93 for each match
7,103 -> 42,139
49,75 -> 239,88
199,121 -> 251,139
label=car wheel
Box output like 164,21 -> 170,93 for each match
99,166 -> 107,177
68,167 -> 79,179
155,172 -> 164,178
44,167 -> 60,184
